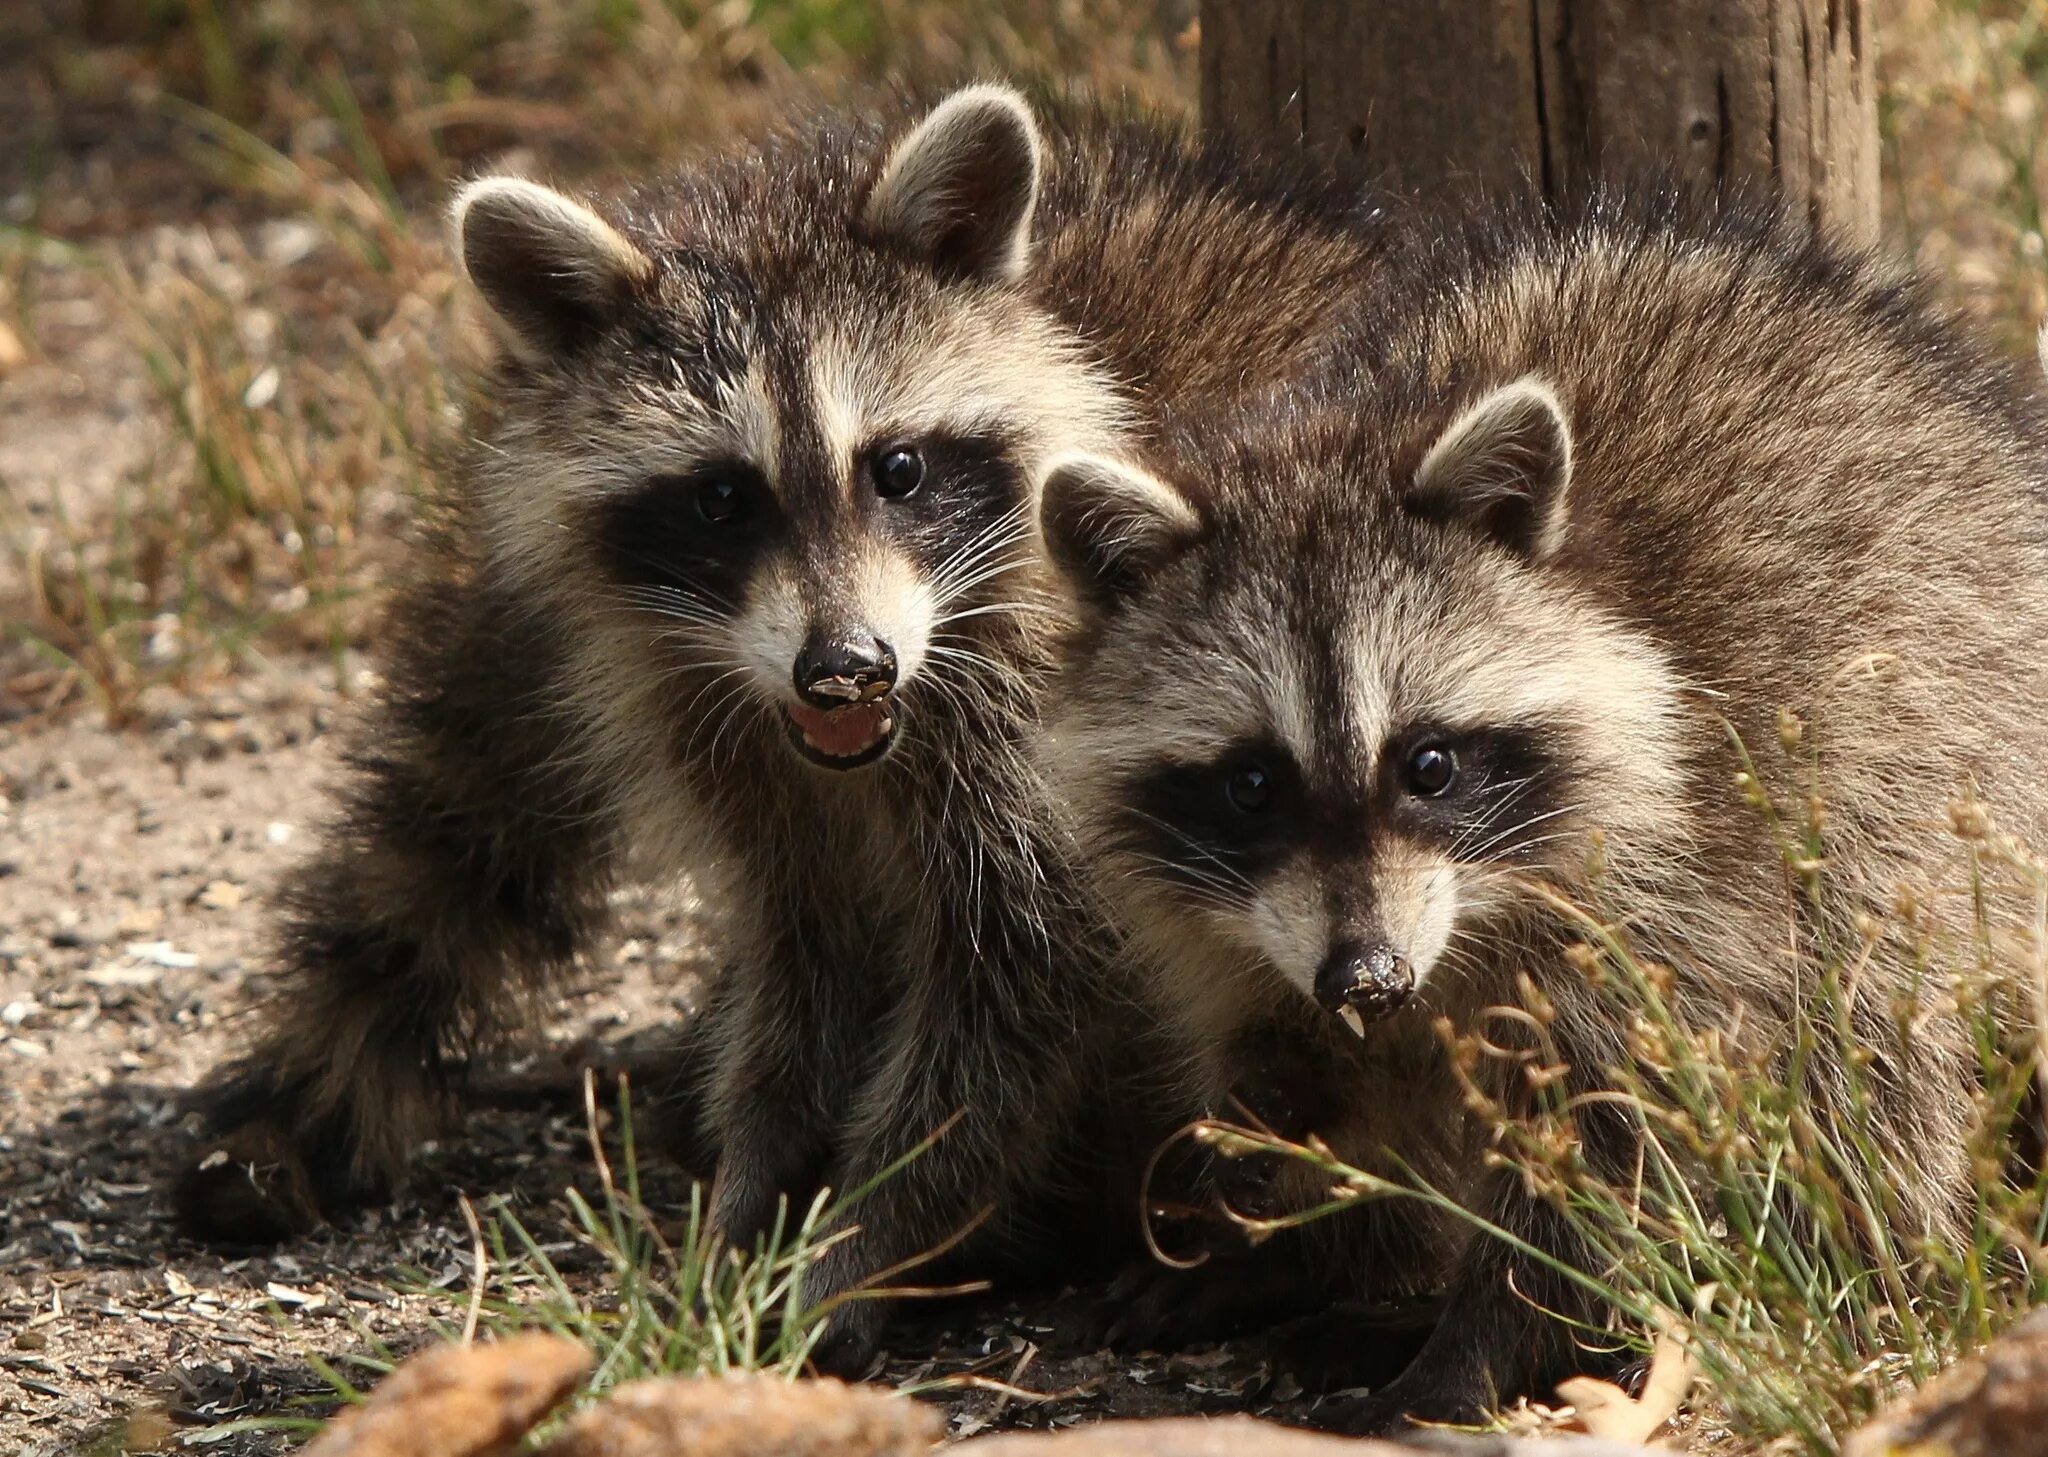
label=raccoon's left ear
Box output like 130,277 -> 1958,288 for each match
864,84 -> 1042,284
1038,453 -> 1201,611
452,177 -> 654,361
1408,376 -> 1573,561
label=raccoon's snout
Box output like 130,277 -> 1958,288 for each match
794,633 -> 898,709
783,631 -> 901,770
1315,941 -> 1415,1037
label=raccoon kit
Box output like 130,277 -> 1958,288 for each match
171,84 -> 1387,1369
1035,199 -> 2048,1428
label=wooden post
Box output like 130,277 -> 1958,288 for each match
1200,0 -> 1879,243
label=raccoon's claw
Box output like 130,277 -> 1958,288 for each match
806,1299 -> 886,1380
1309,1366 -> 1496,1438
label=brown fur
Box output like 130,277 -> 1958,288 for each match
172,83 -> 1390,1371
1036,192 -> 2048,1427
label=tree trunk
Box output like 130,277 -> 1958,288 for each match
1199,0 -> 1878,243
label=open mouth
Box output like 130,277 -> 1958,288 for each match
1317,952 -> 1416,1039
783,700 -> 898,769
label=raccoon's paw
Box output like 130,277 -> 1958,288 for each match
171,1072 -> 387,1246
172,1122 -> 328,1246
1094,1255 -> 1298,1352
1307,1366 -> 1496,1438
805,1297 -> 887,1381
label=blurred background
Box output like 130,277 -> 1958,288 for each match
1,0 -> 2044,725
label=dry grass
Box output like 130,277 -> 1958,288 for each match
0,0 -> 1193,722
4,4 -> 2046,1448
1883,0 -> 2048,348
2,0 -> 2040,723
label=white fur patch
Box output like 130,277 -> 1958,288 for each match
732,557 -> 808,700
854,546 -> 934,689
1247,864 -> 1326,998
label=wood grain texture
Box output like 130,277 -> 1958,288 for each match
1200,0 -> 1878,241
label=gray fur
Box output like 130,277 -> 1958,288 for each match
172,83 -> 1391,1372
1038,196 -> 2048,1427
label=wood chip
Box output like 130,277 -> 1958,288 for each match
264,1281 -> 327,1310
303,1335 -> 590,1457
197,879 -> 244,910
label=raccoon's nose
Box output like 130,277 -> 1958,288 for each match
1314,940 -> 1415,1033
794,632 -> 898,710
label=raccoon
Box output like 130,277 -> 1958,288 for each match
172,83 -> 1389,1371
1034,197 -> 2048,1428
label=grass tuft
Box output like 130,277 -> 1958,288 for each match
202,1073 -> 865,1446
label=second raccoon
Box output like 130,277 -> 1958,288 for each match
1035,199 -> 2048,1429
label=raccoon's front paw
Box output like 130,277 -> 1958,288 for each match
1308,1367 -> 1495,1437
1097,1255 -> 1297,1352
805,1295 -> 886,1380
173,1121 -> 327,1246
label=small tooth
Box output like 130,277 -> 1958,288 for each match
1337,1004 -> 1368,1039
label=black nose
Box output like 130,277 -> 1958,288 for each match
1314,940 -> 1415,1024
794,632 -> 897,710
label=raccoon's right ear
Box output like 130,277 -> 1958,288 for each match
1408,376 -> 1573,561
864,84 -> 1042,284
1039,453 -> 1201,611
451,177 -> 654,361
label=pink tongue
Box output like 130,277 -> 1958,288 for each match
788,701 -> 890,757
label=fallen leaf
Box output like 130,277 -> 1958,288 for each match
1556,1321 -> 1696,1446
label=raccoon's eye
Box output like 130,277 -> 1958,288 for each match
1405,744 -> 1457,797
694,475 -> 749,525
1225,765 -> 1274,814
871,445 -> 925,500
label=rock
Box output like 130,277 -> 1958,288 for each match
535,1373 -> 938,1457
1845,1309 -> 2048,1457
300,1335 -> 590,1457
196,879 -> 244,911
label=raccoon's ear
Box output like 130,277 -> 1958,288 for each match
1408,376 -> 1573,561
451,176 -> 653,361
864,84 -> 1042,284
1039,453 -> 1201,610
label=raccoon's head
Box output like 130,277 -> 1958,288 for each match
449,85 -> 1119,773
1036,377 -> 1691,1035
